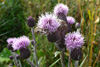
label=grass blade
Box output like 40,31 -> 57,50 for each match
49,58 -> 61,67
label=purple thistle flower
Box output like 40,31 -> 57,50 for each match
65,31 -> 84,51
12,36 -> 30,50
7,38 -> 17,44
54,3 -> 69,16
37,13 -> 60,32
67,16 -> 75,24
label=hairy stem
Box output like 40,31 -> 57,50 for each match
54,43 -> 61,51
75,61 -> 79,67
27,59 -> 36,67
60,50 -> 65,67
18,60 -> 22,67
10,51 -> 18,67
54,43 -> 65,67
31,28 -> 38,67
68,51 -> 71,67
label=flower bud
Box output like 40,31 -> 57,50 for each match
20,48 -> 31,59
10,64 -> 13,66
9,56 -> 13,60
31,40 -> 35,45
16,55 -> 20,60
75,23 -> 80,28
67,16 -> 75,24
27,16 -> 35,27
7,44 -> 13,50
71,48 -> 83,60
47,31 -> 58,42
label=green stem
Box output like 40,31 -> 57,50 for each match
75,61 -> 79,67
31,28 -> 38,67
60,50 -> 65,67
68,51 -> 71,67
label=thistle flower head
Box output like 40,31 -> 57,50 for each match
12,36 -> 30,50
65,31 -> 84,51
7,38 -> 17,44
37,13 -> 60,32
67,16 -> 75,24
54,3 -> 69,16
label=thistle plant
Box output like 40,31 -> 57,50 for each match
35,3 -> 82,67
7,38 -> 19,66
65,31 -> 84,67
6,3 -> 85,67
7,36 -> 35,67
37,12 -> 66,67
27,16 -> 38,67
54,3 -> 74,67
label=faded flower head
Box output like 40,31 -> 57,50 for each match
12,36 -> 30,50
7,38 -> 17,44
67,16 -> 75,24
37,13 -> 60,32
54,3 -> 69,16
65,31 -> 84,51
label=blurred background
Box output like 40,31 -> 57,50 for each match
0,0 -> 100,67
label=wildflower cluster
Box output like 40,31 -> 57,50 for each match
7,36 -> 31,59
36,3 -> 84,66
6,3 -> 84,67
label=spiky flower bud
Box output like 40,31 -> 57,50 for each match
20,48 -> 31,59
9,56 -> 13,60
16,55 -> 20,60
71,48 -> 83,60
7,44 -> 13,50
27,16 -> 35,27
31,40 -> 35,45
